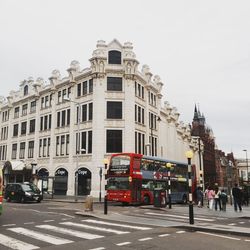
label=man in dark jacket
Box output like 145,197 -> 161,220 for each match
232,183 -> 242,212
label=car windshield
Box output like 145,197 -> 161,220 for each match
21,184 -> 33,192
28,183 -> 40,192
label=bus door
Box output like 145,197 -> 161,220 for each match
131,179 -> 141,204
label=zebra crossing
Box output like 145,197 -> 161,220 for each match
0,219 -> 153,250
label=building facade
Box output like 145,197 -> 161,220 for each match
0,39 -> 201,197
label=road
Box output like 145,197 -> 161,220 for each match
0,201 -> 250,249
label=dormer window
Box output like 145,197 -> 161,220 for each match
108,50 -> 121,64
24,85 -> 28,96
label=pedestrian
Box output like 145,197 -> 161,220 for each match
196,186 -> 203,208
232,183 -> 242,212
214,186 -> 222,211
220,189 -> 228,211
204,186 -> 210,208
207,186 -> 215,210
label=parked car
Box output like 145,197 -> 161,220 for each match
4,183 -> 42,203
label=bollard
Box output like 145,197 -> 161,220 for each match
104,195 -> 108,214
85,195 -> 93,212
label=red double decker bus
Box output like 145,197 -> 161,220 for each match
106,152 -> 197,205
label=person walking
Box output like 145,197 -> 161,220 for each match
232,183 -> 242,212
207,186 -> 215,210
220,189 -> 228,211
196,186 -> 203,208
214,187 -> 222,211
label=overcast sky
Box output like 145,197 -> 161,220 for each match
0,0 -> 249,159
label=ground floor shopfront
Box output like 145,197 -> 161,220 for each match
1,160 -> 102,198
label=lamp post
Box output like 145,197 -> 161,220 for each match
97,166 -> 104,203
185,150 -> 194,225
243,149 -> 249,182
63,97 -> 80,202
166,162 -> 172,209
103,158 -> 109,214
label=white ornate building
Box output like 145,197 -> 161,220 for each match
0,39 -> 202,197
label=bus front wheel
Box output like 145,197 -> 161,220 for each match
143,195 -> 150,205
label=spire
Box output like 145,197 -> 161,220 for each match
193,104 -> 199,120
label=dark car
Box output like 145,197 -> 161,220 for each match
4,183 -> 42,203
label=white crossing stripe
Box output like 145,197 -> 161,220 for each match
138,237 -> 152,241
158,234 -> 170,237
145,212 -> 215,222
0,233 -> 39,250
82,219 -> 152,230
116,242 -> 131,246
89,248 -> 106,250
36,224 -> 104,239
8,227 -> 73,245
60,222 -> 129,235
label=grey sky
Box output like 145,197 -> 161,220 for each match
0,0 -> 249,158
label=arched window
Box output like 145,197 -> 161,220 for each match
108,50 -> 121,64
24,85 -> 28,96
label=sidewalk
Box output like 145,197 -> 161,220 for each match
44,195 -> 250,236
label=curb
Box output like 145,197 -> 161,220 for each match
176,225 -> 250,237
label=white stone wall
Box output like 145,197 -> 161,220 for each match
0,39 -> 201,196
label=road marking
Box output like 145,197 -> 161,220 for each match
239,222 -> 245,224
83,219 -> 152,230
158,234 -> 170,237
245,239 -> 250,242
36,224 -> 104,239
196,231 -> 241,241
0,233 -> 39,250
176,231 -> 186,234
44,220 -> 54,222
138,237 -> 152,241
60,222 -> 129,235
24,222 -> 35,225
2,224 -> 16,227
116,242 -> 131,246
145,212 -> 215,222
228,223 -> 236,226
8,227 -> 73,245
89,248 -> 106,250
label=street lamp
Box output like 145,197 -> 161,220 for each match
185,150 -> 194,225
63,97 -> 80,202
97,166 -> 104,203
166,162 -> 172,209
103,158 -> 109,214
243,149 -> 249,182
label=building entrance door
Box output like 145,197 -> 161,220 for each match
77,168 -> 91,196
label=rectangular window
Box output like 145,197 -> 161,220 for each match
66,134 -> 69,155
29,119 -> 36,133
12,143 -> 17,159
48,114 -> 52,129
61,135 -> 65,155
89,79 -> 93,93
88,103 -> 93,121
28,141 -> 34,158
88,131 -> 92,154
47,138 -> 51,157
22,104 -> 28,116
13,124 -> 18,137
58,91 -> 62,103
81,131 -> 86,154
77,83 -> 81,97
107,77 -> 122,91
43,138 -> 47,157
14,107 -> 20,118
106,130 -> 122,153
56,136 -> 60,156
45,95 -> 49,107
67,109 -> 70,125
30,100 -> 36,113
57,112 -> 60,127
82,104 -> 87,122
41,97 -> 45,108
82,81 -> 88,95
40,117 -> 43,131
107,101 -> 122,119
19,142 -> 25,159
44,115 -> 48,130
21,122 -> 27,135
61,110 -> 66,127
49,94 -> 53,106
62,89 -> 67,101
39,139 -> 42,157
